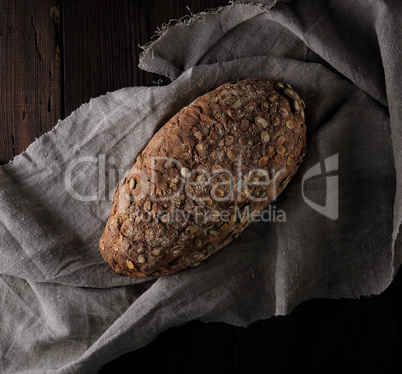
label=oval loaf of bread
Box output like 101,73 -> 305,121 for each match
100,78 -> 307,277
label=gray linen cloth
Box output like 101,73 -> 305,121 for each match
1,0 -> 401,372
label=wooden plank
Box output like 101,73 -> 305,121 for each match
99,272 -> 402,373
1,0 -> 400,371
62,0 -> 229,117
0,0 -> 62,165
61,1 -> 402,372
99,320 -> 237,373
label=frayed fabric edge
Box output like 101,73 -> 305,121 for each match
0,87 -> 136,169
138,0 -> 290,81
138,2 -> 233,81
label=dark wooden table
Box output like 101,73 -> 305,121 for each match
1,1 -> 401,373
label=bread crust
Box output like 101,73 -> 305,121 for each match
100,78 -> 307,277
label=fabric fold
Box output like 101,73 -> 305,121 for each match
1,1 -> 401,372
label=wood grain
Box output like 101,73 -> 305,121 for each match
0,1 -> 401,373
0,0 -> 61,165
62,0 -> 229,117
